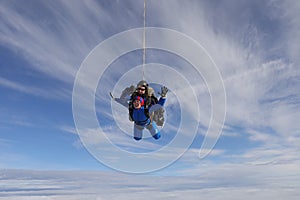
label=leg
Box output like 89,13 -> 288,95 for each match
146,121 -> 161,140
134,124 -> 144,141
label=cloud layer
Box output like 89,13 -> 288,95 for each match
1,169 -> 299,200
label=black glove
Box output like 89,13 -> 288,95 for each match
159,86 -> 168,97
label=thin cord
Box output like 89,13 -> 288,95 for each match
142,0 -> 146,81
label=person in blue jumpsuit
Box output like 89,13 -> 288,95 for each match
130,90 -> 167,140
111,81 -> 168,140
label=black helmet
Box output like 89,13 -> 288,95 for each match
137,80 -> 148,88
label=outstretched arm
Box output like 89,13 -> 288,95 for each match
110,85 -> 135,108
149,86 -> 168,113
110,92 -> 129,108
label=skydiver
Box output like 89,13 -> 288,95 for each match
110,81 -> 168,140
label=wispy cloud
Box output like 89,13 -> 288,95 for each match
0,77 -> 71,100
0,0 -> 145,84
60,125 -> 78,135
0,0 -> 100,83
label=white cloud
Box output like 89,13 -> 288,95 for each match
0,0 -> 149,85
275,0 -> 300,64
1,169 -> 300,200
59,125 -> 78,135
246,129 -> 274,143
0,0 -> 117,84
0,77 -> 71,100
140,2 -> 300,167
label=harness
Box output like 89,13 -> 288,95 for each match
127,87 -> 164,127
128,91 -> 158,122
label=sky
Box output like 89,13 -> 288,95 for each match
1,0 -> 300,199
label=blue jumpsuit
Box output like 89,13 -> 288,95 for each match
115,96 -> 166,140
131,97 -> 166,140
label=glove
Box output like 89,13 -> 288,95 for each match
159,86 -> 168,97
120,85 -> 135,99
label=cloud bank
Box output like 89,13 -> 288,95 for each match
1,169 -> 299,200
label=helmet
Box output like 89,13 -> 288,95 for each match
134,96 -> 145,106
137,80 -> 148,88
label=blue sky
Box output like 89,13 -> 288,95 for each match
1,0 -> 300,198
